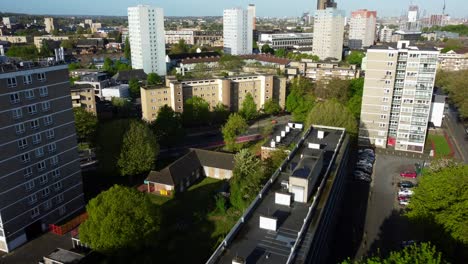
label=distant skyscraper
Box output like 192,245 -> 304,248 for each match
248,4 -> 256,30
400,5 -> 421,32
223,7 -> 253,55
44,18 -> 55,34
349,9 -> 377,49
127,5 -> 166,76
317,0 -> 337,10
312,8 -> 345,60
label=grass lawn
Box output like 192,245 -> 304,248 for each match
147,177 -> 240,264
427,134 -> 452,157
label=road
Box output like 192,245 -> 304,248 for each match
444,105 -> 468,163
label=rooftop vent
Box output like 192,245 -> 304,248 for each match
318,130 -> 325,139
270,141 -> 276,148
281,131 -> 286,137
285,126 -> 290,132
276,136 -> 281,143
308,143 -> 321,149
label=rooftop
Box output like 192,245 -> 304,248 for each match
0,59 -> 67,74
368,43 -> 438,52
216,125 -> 346,264
43,248 -> 84,264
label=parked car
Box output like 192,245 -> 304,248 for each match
358,148 -> 374,155
356,165 -> 372,174
399,198 -> 410,206
354,174 -> 372,182
356,161 -> 373,168
398,181 -> 415,188
400,171 -> 417,178
398,189 -> 414,197
353,170 -> 370,177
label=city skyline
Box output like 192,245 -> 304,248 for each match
0,0 -> 467,18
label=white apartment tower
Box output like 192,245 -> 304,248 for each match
127,5 -> 166,76
44,18 -> 55,34
312,8 -> 345,61
223,7 -> 253,55
349,9 -> 377,49
359,41 -> 439,153
379,26 -> 394,43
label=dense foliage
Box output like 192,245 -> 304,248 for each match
222,113 -> 248,151
435,70 -> 468,118
239,93 -> 258,121
286,77 -> 315,122
263,99 -> 282,115
230,149 -> 263,210
6,45 -> 39,60
152,105 -> 185,147
182,96 -> 211,126
73,107 -> 98,142
346,51 -> 365,67
305,100 -> 358,137
147,73 -> 163,85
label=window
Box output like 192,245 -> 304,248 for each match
58,205 -> 66,215
388,53 -> 395,57
30,119 -> 40,130
48,143 -> 57,153
43,115 -> 53,126
12,108 -> 23,119
41,101 -> 50,112
382,97 -> 389,102
39,174 -> 48,185
32,134 -> 41,145
387,62 -> 393,66
23,75 -> 32,85
7,77 -> 17,88
15,123 -> 25,134
39,87 -> 48,97
25,180 -> 35,191
43,200 -> 52,210
31,207 -> 40,218
50,156 -> 59,166
24,89 -> 35,100
35,147 -> 45,158
37,73 -> 46,82
56,193 -> 64,203
53,181 -> 62,191
51,169 -> 60,178
18,138 -> 28,149
37,160 -> 46,172
28,105 -> 37,115
385,80 -> 391,84
380,114 -> 387,119
46,129 -> 55,139
41,187 -> 50,197
378,131 -> 386,136
385,71 -> 392,76
28,194 -> 37,205
10,93 -> 20,104
384,89 -> 390,94
379,123 -> 386,128
24,167 -> 33,178
21,153 -> 30,163
382,106 -> 389,111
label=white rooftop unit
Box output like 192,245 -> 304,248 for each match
318,130 -> 325,139
308,143 -> 321,149
281,131 -> 286,137
276,136 -> 281,143
270,141 -> 276,148
285,126 -> 290,132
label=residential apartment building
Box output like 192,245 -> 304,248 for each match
34,36 -> 69,50
44,18 -> 55,34
349,9 -> 377,50
0,36 -> 31,44
317,0 -> 337,10
193,31 -> 223,47
359,41 -> 439,153
379,26 -> 394,42
141,74 -> 286,121
223,7 -> 253,55
312,8 -> 345,61
248,4 -> 256,30
0,60 -> 85,252
165,30 -> 194,45
258,33 -> 313,51
127,5 -> 166,76
288,60 -> 360,81
70,84 -> 97,115
438,49 -> 468,71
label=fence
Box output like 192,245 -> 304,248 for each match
49,212 -> 88,236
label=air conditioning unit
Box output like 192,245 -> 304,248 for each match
318,130 -> 325,139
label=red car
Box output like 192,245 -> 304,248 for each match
400,171 -> 417,178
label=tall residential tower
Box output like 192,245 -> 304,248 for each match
349,9 -> 377,49
127,5 -> 166,76
223,7 -> 253,55
359,41 -> 439,153
312,8 -> 345,60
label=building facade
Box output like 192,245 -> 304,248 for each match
288,61 -> 360,81
70,84 -> 97,115
437,49 -> 468,71
379,26 -> 394,43
258,33 -> 313,51
0,61 -> 85,252
165,30 -> 194,45
359,41 -> 439,153
33,36 -> 69,50
127,5 -> 166,76
349,9 -> 377,49
312,8 -> 345,61
193,31 -> 223,47
223,7 -> 253,55
44,18 -> 55,34
141,74 -> 286,122
0,36 -> 31,44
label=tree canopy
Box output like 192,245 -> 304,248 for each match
286,77 -> 315,122
147,73 -> 163,85
219,55 -> 245,71
346,51 -> 365,67
79,185 -> 160,254
103,58 -> 132,76
170,39 -> 190,54
128,78 -> 140,99
263,99 -> 282,115
222,113 -> 248,151
261,44 -> 274,54
435,70 -> 468,118
341,242 -> 447,264
124,37 -> 131,60
347,78 -> 365,119
211,103 -> 230,124
152,105 -> 185,147
230,149 -> 263,210
117,120 -> 159,176
305,100 -> 358,136
73,107 -> 98,142
315,78 -> 350,103
239,93 -> 258,121
6,45 -> 39,60
182,96 -> 211,126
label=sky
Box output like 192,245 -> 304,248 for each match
0,0 -> 467,18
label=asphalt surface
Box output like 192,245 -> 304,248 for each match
444,105 -> 468,163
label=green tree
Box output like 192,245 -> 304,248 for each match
79,185 -> 160,254
222,113 -> 248,151
441,39 -> 463,53
274,48 -> 288,58
39,40 -> 54,57
152,105 -> 185,147
147,73 -> 162,85
117,120 -> 159,177
182,96 -> 211,126
286,77 -> 315,122
305,100 -> 358,137
212,103 -> 230,124
261,44 -> 274,54
406,164 -> 468,258
263,99 -> 282,115
111,97 -> 132,117
346,51 -> 365,66
6,45 -> 39,60
436,70 -> 468,118
263,148 -> 288,176
230,149 -> 263,210
124,37 -> 131,60
73,107 -> 98,142
60,39 -> 74,49
314,78 -> 350,103
239,93 -> 257,121
341,242 -> 447,264
347,78 -> 365,119
68,62 -> 82,71
170,39 -> 189,54
102,57 -> 115,75
128,78 -> 140,99
219,55 -> 245,71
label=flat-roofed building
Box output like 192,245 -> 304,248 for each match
0,36 -> 31,44
437,48 -> 468,71
258,33 -> 313,51
312,8 -> 345,61
141,74 -> 286,122
0,60 -> 85,252
349,9 -> 377,49
288,60 -> 360,81
359,41 -> 439,153
165,30 -> 194,45
34,36 -> 69,50
70,84 -> 97,115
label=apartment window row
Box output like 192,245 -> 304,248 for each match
17,133 -> 57,150
8,87 -> 48,104
24,165 -> 60,180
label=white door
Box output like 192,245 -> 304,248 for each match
291,185 -> 304,203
